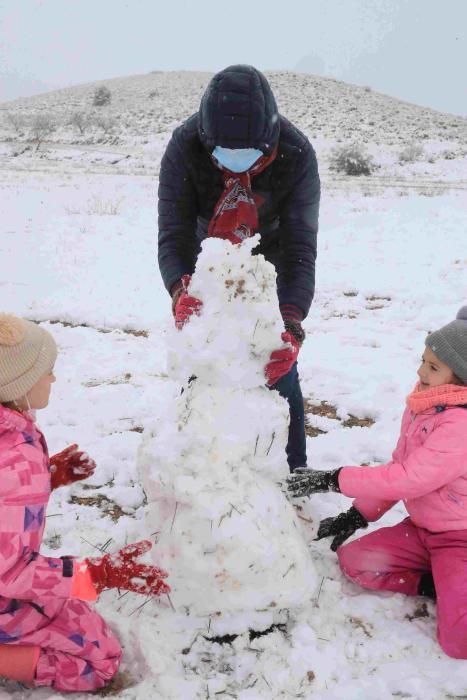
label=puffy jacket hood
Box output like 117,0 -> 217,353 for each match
198,65 -> 279,156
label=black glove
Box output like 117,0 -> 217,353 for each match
316,506 -> 368,551
287,467 -> 342,498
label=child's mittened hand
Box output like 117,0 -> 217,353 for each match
85,540 -> 171,597
49,444 -> 96,490
315,506 -> 368,551
287,467 -> 342,497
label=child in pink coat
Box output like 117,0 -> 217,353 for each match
288,306 -> 467,658
0,314 -> 170,692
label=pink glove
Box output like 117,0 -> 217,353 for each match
85,540 -> 170,596
265,331 -> 300,386
171,275 -> 203,330
50,444 -> 96,490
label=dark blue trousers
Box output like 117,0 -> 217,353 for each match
269,362 -> 307,472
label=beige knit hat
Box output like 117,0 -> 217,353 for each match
0,314 -> 57,402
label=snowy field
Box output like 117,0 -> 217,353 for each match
1,72 -> 467,699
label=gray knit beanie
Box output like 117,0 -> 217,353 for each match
0,314 -> 57,402
426,305 -> 467,383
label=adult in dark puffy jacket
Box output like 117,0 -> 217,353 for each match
158,65 -> 320,472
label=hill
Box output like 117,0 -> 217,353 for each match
1,69 -> 466,150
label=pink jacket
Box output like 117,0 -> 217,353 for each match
0,405 -> 74,610
339,405 -> 467,532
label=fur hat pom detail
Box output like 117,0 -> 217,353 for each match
0,314 -> 26,346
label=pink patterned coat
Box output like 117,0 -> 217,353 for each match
0,405 -> 121,691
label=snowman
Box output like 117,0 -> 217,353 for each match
138,236 -> 316,632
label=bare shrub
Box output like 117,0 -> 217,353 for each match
398,143 -> 424,164
68,111 -> 90,135
4,111 -> 25,134
64,204 -> 81,215
29,113 -> 56,150
93,115 -> 115,134
329,143 -> 376,176
442,150 -> 457,160
86,195 -> 124,215
93,86 -> 112,107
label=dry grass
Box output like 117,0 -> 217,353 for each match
304,400 -> 338,420
305,424 -> 327,438
328,311 -> 359,319
303,400 -> 337,437
98,671 -> 136,696
303,399 -> 375,436
48,319 -> 149,337
347,616 -> 373,638
84,372 -> 132,388
86,195 -> 124,215
68,493 -> 128,522
365,295 -> 391,311
342,414 -> 375,428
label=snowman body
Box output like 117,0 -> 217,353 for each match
139,237 -> 316,625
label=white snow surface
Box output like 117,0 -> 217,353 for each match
139,237 -> 316,623
1,73 -> 467,699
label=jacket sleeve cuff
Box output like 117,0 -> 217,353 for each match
352,497 -> 397,521
170,278 -> 189,316
170,279 -> 183,298
337,468 -> 349,494
71,562 -> 98,601
279,304 -> 305,323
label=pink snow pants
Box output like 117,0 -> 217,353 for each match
337,517 -> 467,659
6,597 -> 121,692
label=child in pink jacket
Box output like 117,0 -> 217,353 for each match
288,306 -> 467,658
0,314 -> 170,692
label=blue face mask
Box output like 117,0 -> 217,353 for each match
212,146 -> 263,173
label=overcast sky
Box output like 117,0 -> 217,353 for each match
1,0 -> 466,115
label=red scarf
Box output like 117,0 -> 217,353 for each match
406,382 -> 467,414
208,149 -> 277,244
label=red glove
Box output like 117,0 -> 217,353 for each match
171,275 -> 203,330
85,540 -> 170,596
265,331 -> 300,386
50,444 -> 96,490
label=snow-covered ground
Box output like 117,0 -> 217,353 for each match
1,71 -> 467,698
